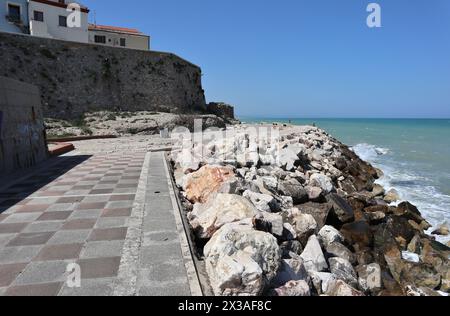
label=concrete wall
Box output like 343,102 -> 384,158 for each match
0,0 -> 29,34
0,76 -> 48,174
88,29 -> 150,51
0,32 -> 206,120
28,0 -> 89,43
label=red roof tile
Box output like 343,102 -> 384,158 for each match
88,24 -> 144,35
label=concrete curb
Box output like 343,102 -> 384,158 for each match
113,152 -> 151,296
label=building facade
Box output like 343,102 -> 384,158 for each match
0,0 -> 29,34
28,0 -> 89,42
0,1 -> 150,49
88,24 -> 150,51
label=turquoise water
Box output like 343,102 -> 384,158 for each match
241,118 -> 450,241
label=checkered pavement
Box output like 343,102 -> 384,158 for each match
0,153 -> 146,296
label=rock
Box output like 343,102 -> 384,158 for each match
334,157 -> 347,170
278,196 -> 294,209
184,165 -> 236,203
243,190 -> 279,213
328,257 -> 358,287
297,202 -> 332,229
356,263 -> 382,293
325,280 -> 365,296
261,176 -> 278,191
318,225 -> 344,248
366,211 -> 386,224
341,221 -> 373,247
272,257 -> 309,288
277,179 -> 308,204
326,193 -> 354,224
272,280 -> 311,296
292,213 -> 318,245
384,189 -> 400,203
282,223 -> 298,241
407,235 -> 422,254
364,204 -> 389,214
204,222 -> 281,296
371,184 -> 385,198
440,267 -> 450,293
253,212 -> 284,237
326,242 -> 356,264
189,194 -> 258,239
278,147 -> 300,171
305,186 -> 324,202
310,272 -> 337,294
395,202 -> 427,225
384,245 -> 404,284
405,263 -> 442,289
309,174 -> 334,194
175,148 -> 200,174
280,240 -> 303,258
300,235 -> 328,273
432,223 -> 449,236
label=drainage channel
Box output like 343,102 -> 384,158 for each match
164,153 -> 213,296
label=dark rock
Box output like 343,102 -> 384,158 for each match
278,179 -> 308,204
297,202 -> 332,229
364,205 -> 389,214
326,193 -> 355,225
334,157 -> 348,170
341,221 -> 373,248
326,242 -> 356,264
280,240 -> 304,258
395,202 -> 427,225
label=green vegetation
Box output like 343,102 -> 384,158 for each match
40,48 -> 56,59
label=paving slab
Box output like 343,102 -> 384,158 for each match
0,149 -> 200,296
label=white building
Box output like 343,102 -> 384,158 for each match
88,24 -> 150,51
28,0 -> 89,43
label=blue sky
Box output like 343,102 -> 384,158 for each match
82,0 -> 450,118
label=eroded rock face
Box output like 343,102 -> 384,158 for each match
204,222 -> 282,296
184,165 -> 236,203
189,194 -> 258,239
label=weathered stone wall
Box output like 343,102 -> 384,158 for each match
0,76 -> 48,174
207,102 -> 235,119
0,32 -> 206,120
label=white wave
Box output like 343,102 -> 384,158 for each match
351,143 -> 389,161
352,142 -> 450,245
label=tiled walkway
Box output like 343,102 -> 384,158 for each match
0,150 -> 200,296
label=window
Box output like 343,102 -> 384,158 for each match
94,35 -> 106,44
34,11 -> 44,22
7,4 -> 21,22
120,38 -> 126,47
59,15 -> 67,27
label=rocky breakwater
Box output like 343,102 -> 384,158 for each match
170,124 -> 450,296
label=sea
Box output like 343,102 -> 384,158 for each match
241,118 -> 450,244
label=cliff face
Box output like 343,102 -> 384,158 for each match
0,32 -> 206,120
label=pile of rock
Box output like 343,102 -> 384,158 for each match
171,124 -> 449,296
